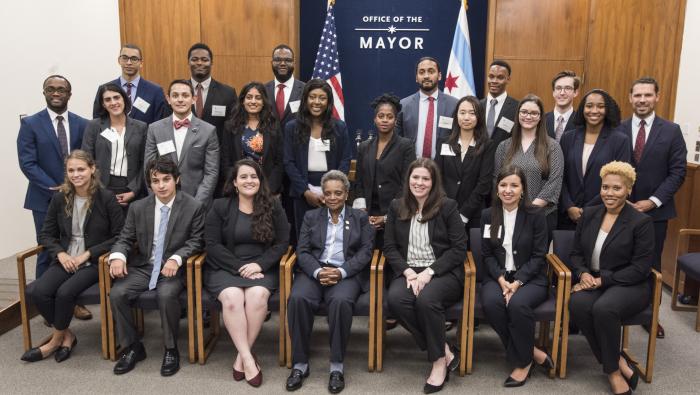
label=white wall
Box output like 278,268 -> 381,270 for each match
674,0 -> 700,163
0,0 -> 121,257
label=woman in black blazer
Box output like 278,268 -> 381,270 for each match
220,82 -> 284,195
22,150 -> 124,363
559,89 -> 630,230
480,165 -> 553,387
353,93 -> 415,247
569,161 -> 653,395
435,95 -> 495,228
384,158 -> 468,393
82,83 -> 148,207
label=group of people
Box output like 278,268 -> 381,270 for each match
15,41 -> 687,395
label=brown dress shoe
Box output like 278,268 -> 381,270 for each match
74,305 -> 93,320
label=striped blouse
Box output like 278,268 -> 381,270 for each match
407,213 -> 436,267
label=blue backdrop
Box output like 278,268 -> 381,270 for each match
300,0 -> 489,145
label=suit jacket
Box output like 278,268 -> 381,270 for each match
480,206 -> 548,286
383,198 -> 468,281
195,78 -> 237,142
545,111 -> 577,140
204,197 -> 289,274
296,206 -> 374,292
265,79 -> 305,129
39,188 -> 125,267
354,133 -> 415,215
480,95 -> 519,146
560,126 -> 630,211
81,116 -> 148,197
283,119 -> 352,198
395,91 -> 459,151
220,124 -> 284,194
17,109 -> 88,212
569,204 -> 653,288
618,116 -> 687,221
92,77 -> 169,124
110,192 -> 205,268
144,115 -> 220,204
434,138 -> 496,224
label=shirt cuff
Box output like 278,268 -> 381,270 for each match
169,255 -> 183,267
338,268 -> 347,279
649,196 -> 662,208
460,214 -> 469,224
352,198 -> 366,210
108,252 -> 127,265
313,268 -> 322,279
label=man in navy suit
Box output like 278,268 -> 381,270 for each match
93,44 -> 168,124
480,59 -> 519,146
17,75 -> 88,278
396,57 -> 458,159
619,76 -> 687,339
546,70 -> 580,142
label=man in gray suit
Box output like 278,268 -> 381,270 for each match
144,79 -> 219,205
109,157 -> 205,376
396,56 -> 459,159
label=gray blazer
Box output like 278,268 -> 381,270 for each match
395,90 -> 459,145
144,115 -> 219,204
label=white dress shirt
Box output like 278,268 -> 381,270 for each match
47,108 -> 71,144
486,91 -> 508,122
307,137 -> 329,173
631,112 -> 662,207
191,77 -> 211,109
502,207 -> 518,272
108,127 -> 128,177
274,76 -> 295,109
173,113 -> 193,160
416,90 -> 440,158
553,107 -> 574,128
590,229 -> 608,272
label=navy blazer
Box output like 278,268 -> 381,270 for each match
395,91 -> 459,151
265,79 -> 305,129
618,116 -> 687,221
545,111 -> 577,140
480,206 -> 548,286
569,204 -> 653,289
560,126 -> 631,211
221,124 -> 284,194
17,109 -> 88,212
93,77 -> 169,124
296,206 -> 374,292
283,119 -> 352,198
480,95 -> 519,146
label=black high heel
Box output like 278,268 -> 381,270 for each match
504,365 -> 532,388
423,369 -> 449,393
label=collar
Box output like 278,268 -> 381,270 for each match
487,91 -> 508,103
458,137 -> 476,149
46,107 -> 67,121
633,112 -> 655,127
119,75 -> 141,87
419,89 -> 439,101
553,107 -> 574,119
503,206 -> 518,218
327,206 -> 346,224
191,76 -> 211,90
275,75 -> 295,89
173,112 -> 194,123
155,194 -> 176,210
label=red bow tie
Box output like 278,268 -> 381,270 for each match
174,119 -> 191,129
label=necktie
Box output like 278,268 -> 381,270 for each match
56,115 -> 69,158
422,97 -> 435,158
276,83 -> 286,118
125,82 -> 134,103
555,115 -> 565,142
149,205 -> 171,290
486,98 -> 498,137
195,83 -> 204,118
174,118 -> 191,129
634,119 -> 646,163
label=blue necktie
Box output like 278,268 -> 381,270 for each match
149,205 -> 170,290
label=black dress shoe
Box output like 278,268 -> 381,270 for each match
385,319 -> 398,331
286,368 -> 309,391
622,357 -> 639,391
160,348 -> 180,376
446,344 -> 460,372
504,367 -> 532,388
642,322 -> 665,339
113,342 -> 146,375
21,347 -> 50,362
328,371 -> 345,393
537,352 -> 554,372
54,337 -> 78,363
423,370 -> 449,394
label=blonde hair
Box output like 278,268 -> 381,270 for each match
600,161 -> 636,189
59,150 -> 101,216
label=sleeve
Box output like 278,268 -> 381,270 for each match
600,216 -> 654,289
256,201 -> 290,272
110,203 -> 138,262
87,192 -> 126,263
381,201 -> 409,274
296,211 -> 323,279
283,122 -> 308,198
17,118 -> 57,191
81,122 -> 98,159
127,122 -> 148,195
513,210 -> 548,284
651,126 -> 687,205
536,141 -> 564,205
144,125 -> 158,169
195,129 -> 220,203
172,201 -> 206,260
395,111 -> 404,137
429,200 -> 468,276
38,194 -> 64,261
462,141 -> 496,220
569,211 -> 590,281
204,201 -> 246,272
339,211 -> 374,278
480,212 -> 505,281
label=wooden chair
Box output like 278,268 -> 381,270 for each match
375,252 -> 471,376
284,249 -> 380,371
101,254 -> 200,363
466,228 -> 569,378
552,230 -> 662,382
193,247 -> 292,365
16,246 -> 110,359
671,228 -> 700,331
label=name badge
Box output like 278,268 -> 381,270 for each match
314,139 -> 331,152
157,140 -> 176,155
483,224 -> 503,238
440,143 -> 456,156
100,128 -> 118,143
211,105 -> 226,117
497,117 -> 515,133
132,97 -> 151,113
289,100 -> 301,113
438,115 -> 454,129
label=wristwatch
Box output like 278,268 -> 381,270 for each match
426,267 -> 435,276
516,280 -> 524,287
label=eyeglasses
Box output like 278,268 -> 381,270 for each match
554,86 -> 575,93
44,87 -> 69,94
272,57 -> 294,64
119,55 -> 142,63
519,110 -> 541,118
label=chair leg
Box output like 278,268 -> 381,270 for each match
279,292 -> 286,367
696,289 -> 700,332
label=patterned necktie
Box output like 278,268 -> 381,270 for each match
56,115 -> 69,158
276,83 -> 286,118
634,119 -> 646,163
422,97 -> 435,158
149,205 -> 171,290
125,82 -> 134,103
486,98 -> 498,137
195,83 -> 204,118
555,115 -> 565,142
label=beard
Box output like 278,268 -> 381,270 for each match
273,66 -> 294,83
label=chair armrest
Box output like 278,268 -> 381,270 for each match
676,228 -> 700,258
545,253 -> 569,286
16,245 -> 43,287
370,249 -> 379,272
100,252 -> 113,290
284,253 -> 297,302
464,254 -> 473,280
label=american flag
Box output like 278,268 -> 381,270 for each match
312,3 -> 345,121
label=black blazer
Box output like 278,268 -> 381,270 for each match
204,197 -> 289,274
560,126 -> 630,211
545,111 -> 577,140
81,116 -> 148,197
265,79 -> 305,129
383,198 -> 468,281
435,138 -> 496,225
480,206 -> 548,286
354,133 -> 415,215
39,188 -> 125,267
197,78 -> 237,142
480,95 -> 519,146
569,204 -> 653,288
296,206 -> 374,292
220,124 -> 284,194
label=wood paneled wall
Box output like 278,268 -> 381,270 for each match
118,0 -> 299,93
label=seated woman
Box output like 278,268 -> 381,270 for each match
22,150 -> 124,363
384,158 -> 468,394
569,161 -> 653,395
480,165 -> 553,387
204,158 -> 289,387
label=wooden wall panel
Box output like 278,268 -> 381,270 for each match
502,60 -> 585,111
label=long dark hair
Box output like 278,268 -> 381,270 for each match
446,96 -> 489,156
397,158 -> 446,222
223,159 -> 275,243
60,150 -> 101,217
571,89 -> 621,129
95,83 -> 132,119
294,78 -> 337,147
504,94 -> 551,178
224,81 -> 279,138
490,165 -> 531,240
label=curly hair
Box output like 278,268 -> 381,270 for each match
224,159 -> 275,243
572,89 -> 621,129
59,150 -> 101,217
370,93 -> 401,115
600,161 -> 636,189
223,81 -> 279,141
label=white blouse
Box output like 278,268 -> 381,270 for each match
502,207 -> 518,272
582,143 -> 594,175
407,214 -> 435,268
590,229 -> 608,272
307,137 -> 329,173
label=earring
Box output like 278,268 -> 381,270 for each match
235,186 -> 239,194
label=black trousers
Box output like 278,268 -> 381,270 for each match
481,280 -> 547,368
387,272 -> 462,362
287,272 -> 362,364
569,282 -> 650,374
29,263 -> 99,330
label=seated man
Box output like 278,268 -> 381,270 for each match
286,170 -> 374,394
108,157 -> 205,376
